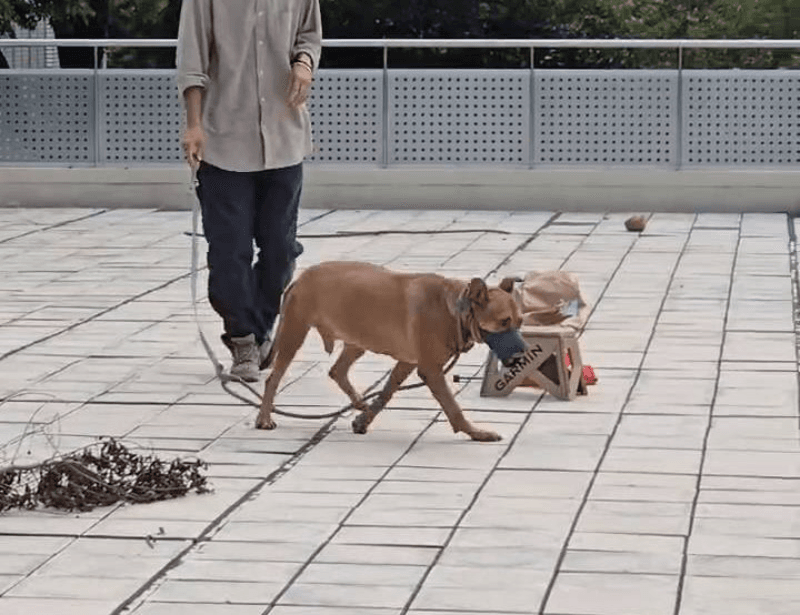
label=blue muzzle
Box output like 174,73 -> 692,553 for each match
484,328 -> 528,364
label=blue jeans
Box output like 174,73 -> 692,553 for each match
196,161 -> 304,345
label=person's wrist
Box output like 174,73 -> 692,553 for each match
292,54 -> 313,72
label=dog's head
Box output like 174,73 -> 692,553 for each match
462,277 -> 529,362
463,276 -> 522,334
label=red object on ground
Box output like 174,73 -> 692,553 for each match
565,351 -> 598,385
519,352 -> 598,388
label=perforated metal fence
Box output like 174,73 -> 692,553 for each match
682,70 -> 800,166
0,71 -> 94,163
1,39 -> 799,168
310,70 -> 383,163
388,70 -> 529,164
535,70 -> 678,165
101,71 -> 183,163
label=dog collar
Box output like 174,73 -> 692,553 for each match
455,288 -> 484,353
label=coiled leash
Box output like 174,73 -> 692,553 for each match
189,167 -> 465,420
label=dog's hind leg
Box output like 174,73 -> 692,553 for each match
352,361 -> 415,434
328,343 -> 366,410
256,308 -> 311,430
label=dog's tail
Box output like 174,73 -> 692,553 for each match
281,279 -> 297,306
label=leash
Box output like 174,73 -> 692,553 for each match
189,166 -> 347,418
188,167 -> 465,420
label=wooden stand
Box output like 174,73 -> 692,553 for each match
480,326 -> 586,400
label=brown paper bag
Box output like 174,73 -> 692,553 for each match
512,271 -> 590,332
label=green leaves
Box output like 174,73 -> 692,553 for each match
2,0 -> 797,68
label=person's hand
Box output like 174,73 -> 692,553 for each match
287,60 -> 313,108
182,124 -> 206,168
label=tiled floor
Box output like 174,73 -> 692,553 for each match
1,207 -> 798,615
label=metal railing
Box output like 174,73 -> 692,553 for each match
2,37 -> 800,49
1,39 -> 799,169
2,37 -> 800,68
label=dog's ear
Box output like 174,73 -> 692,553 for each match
498,277 -> 521,294
467,278 -> 489,309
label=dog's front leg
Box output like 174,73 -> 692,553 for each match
418,366 -> 502,442
352,361 -> 415,434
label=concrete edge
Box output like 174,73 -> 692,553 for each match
1,165 -> 799,212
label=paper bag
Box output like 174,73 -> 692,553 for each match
512,271 -> 590,332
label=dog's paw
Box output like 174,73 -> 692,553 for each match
255,416 -> 277,430
351,412 -> 371,434
470,429 -> 502,442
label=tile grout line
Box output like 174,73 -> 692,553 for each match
536,213 -> 701,615
2,210 -> 340,461
787,214 -> 800,435
109,413 -> 342,615
1,367 -> 162,458
1,210 -> 794,612
671,213 -> 744,615
195,359 -> 331,453
397,394 -> 547,614
399,214 -> 626,614
2,209 -> 342,607
0,364 -> 339,600
259,217 -> 563,614
299,209 -> 338,227
0,209 -> 330,366
114,213 -> 550,614
483,212 -> 562,280
0,209 -> 107,247
379,210 -> 516,270
259,411 -> 450,615
437,210 -> 527,269
114,345 -> 398,611
2,210 -> 599,611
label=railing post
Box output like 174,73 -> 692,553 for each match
529,46 -> 535,170
676,45 -> 683,170
92,44 -> 103,167
382,43 -> 389,168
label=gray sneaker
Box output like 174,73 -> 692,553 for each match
228,334 -> 260,382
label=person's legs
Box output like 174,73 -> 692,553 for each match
252,163 -> 304,348
196,162 -> 261,380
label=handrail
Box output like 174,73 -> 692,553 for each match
1,37 -> 800,50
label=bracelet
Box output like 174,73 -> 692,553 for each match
292,60 -> 313,73
291,51 -> 314,72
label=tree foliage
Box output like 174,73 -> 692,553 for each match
0,0 -> 179,67
1,0 -> 798,68
318,0 -> 800,67
0,0 -> 91,34
593,0 -> 800,66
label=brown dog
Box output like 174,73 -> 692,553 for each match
256,261 -> 522,442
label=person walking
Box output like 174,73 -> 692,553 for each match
176,0 -> 322,381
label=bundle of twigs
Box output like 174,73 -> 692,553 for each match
0,438 -> 209,513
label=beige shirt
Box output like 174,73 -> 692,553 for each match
176,0 -> 322,172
